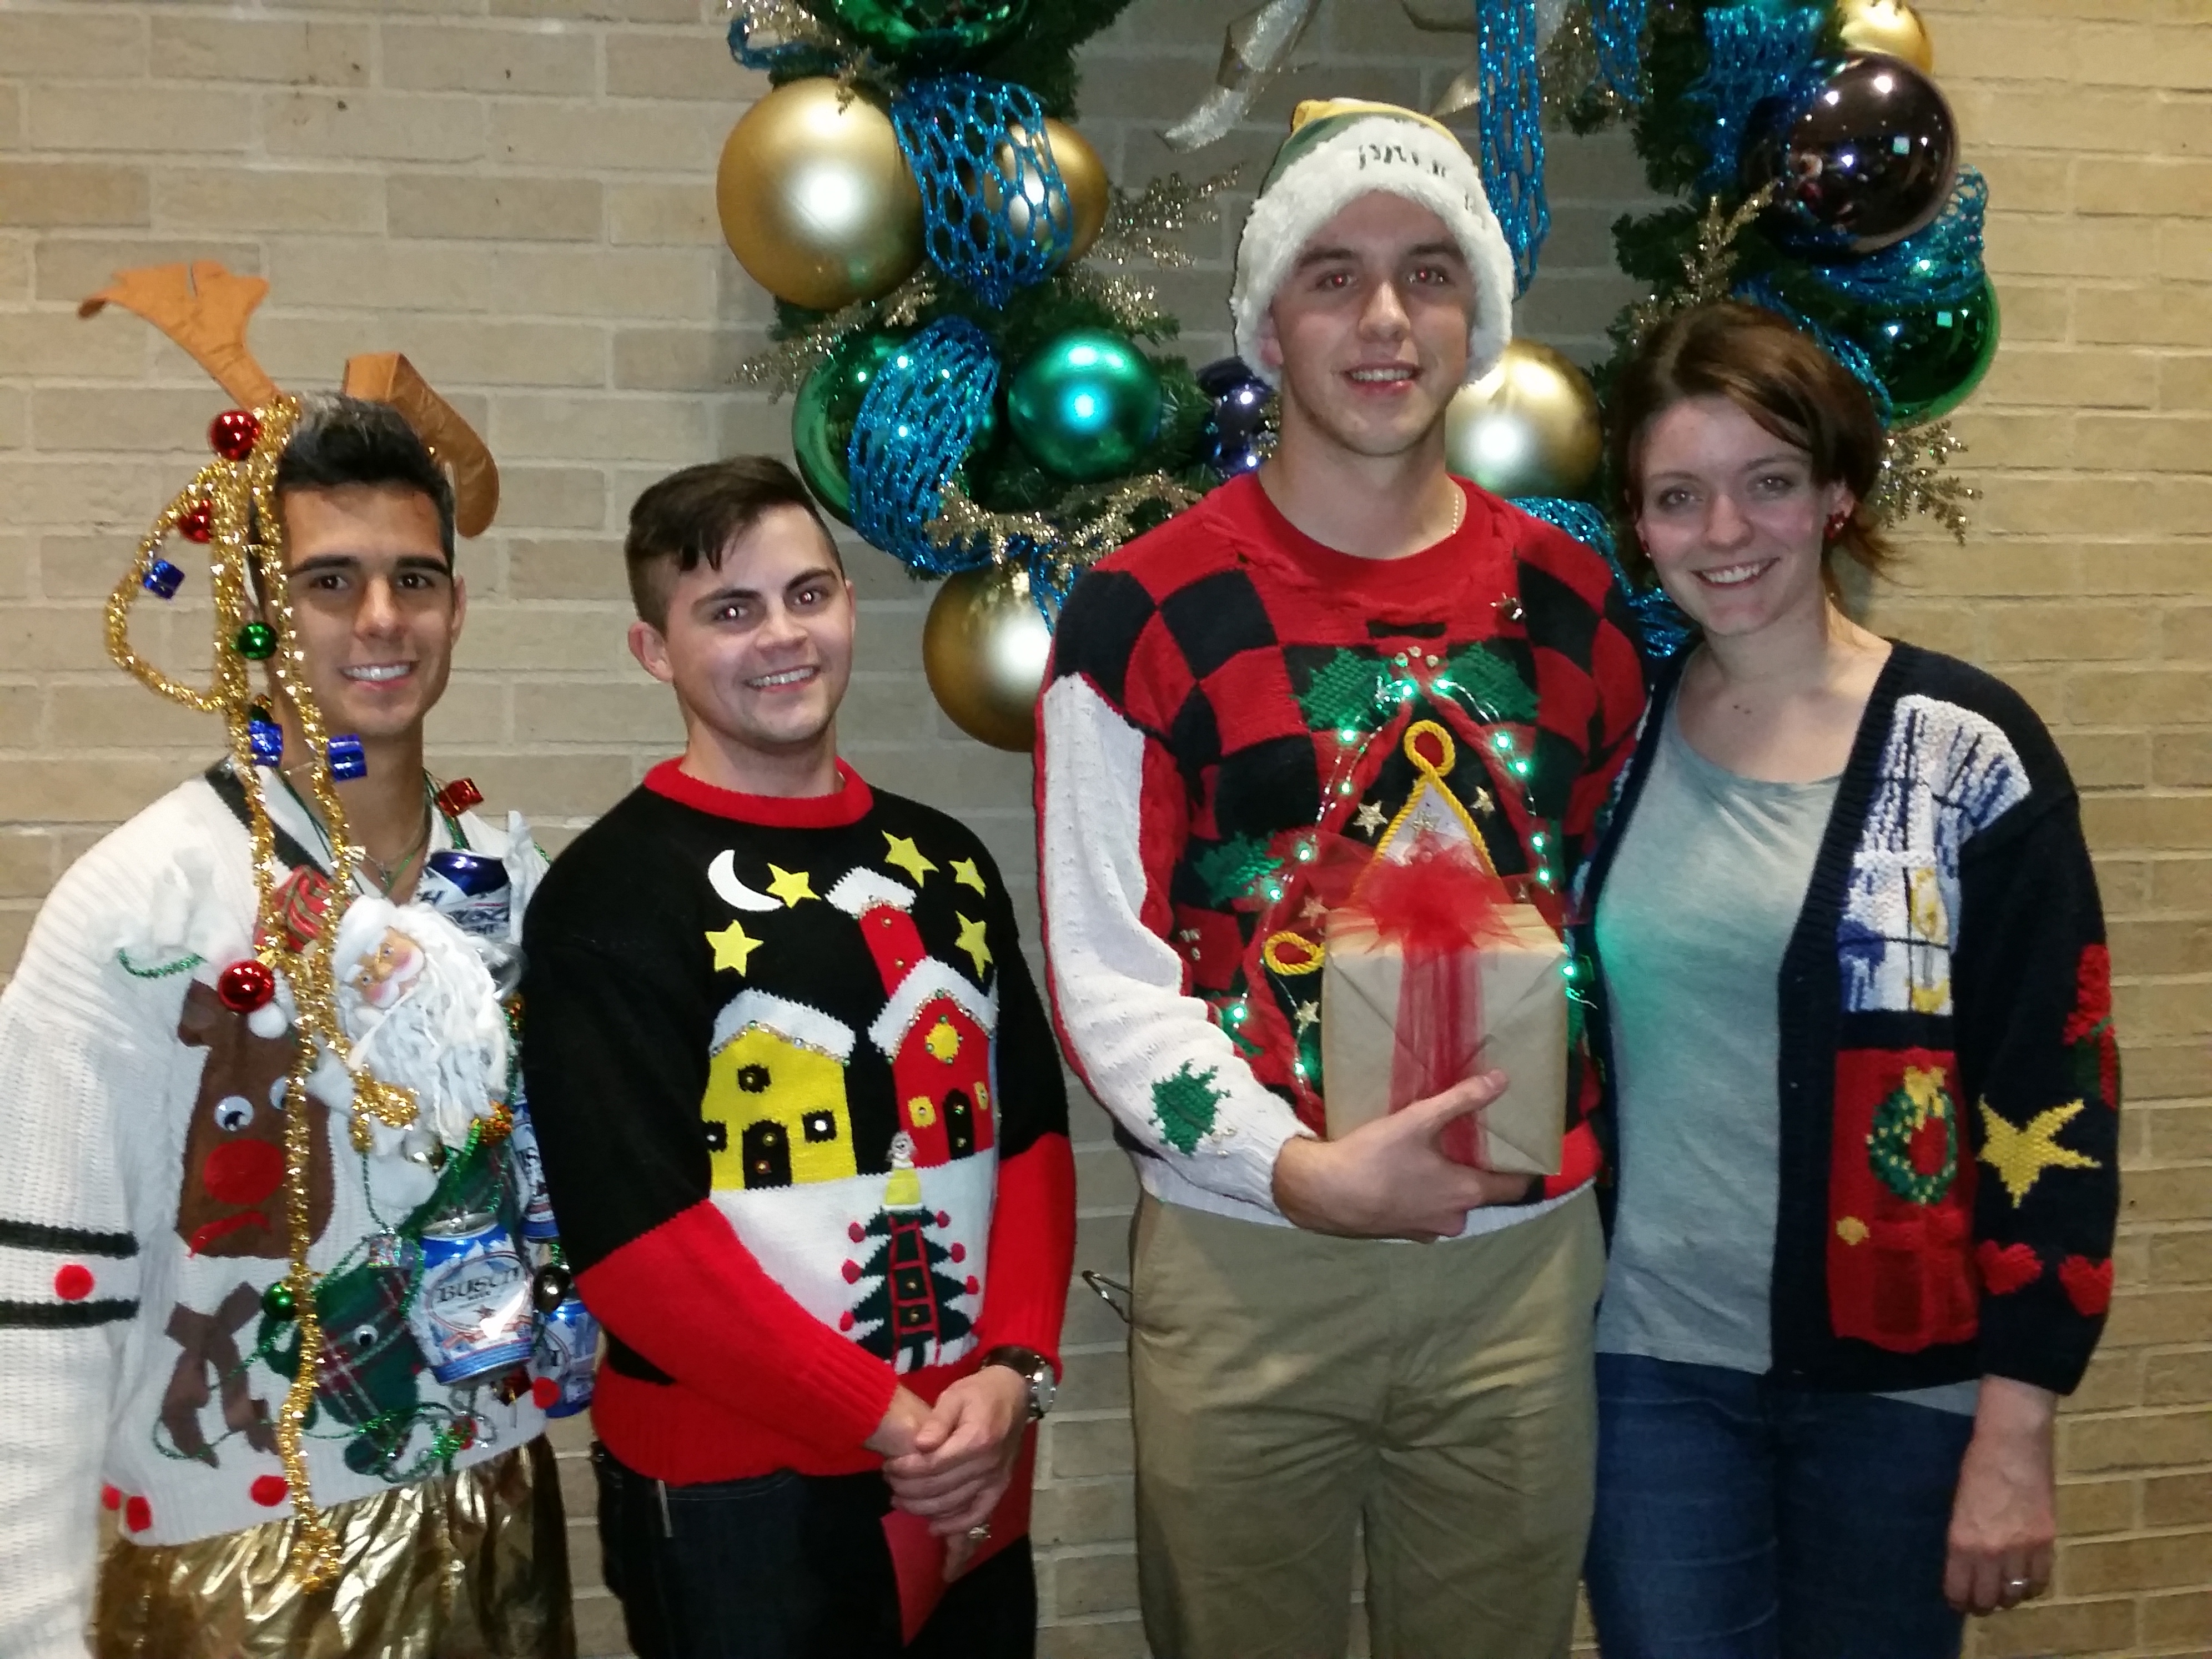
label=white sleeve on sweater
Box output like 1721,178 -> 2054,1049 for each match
1038,672 -> 1312,1216
0,846 -> 150,1658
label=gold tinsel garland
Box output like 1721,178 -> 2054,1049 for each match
1620,187 -> 1779,353
107,396 -> 433,1588
733,268 -> 939,400
926,472 -> 1205,597
1088,169 -> 1240,270
1868,420 -> 1977,544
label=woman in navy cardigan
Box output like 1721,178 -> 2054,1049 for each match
1578,301 -> 2119,1659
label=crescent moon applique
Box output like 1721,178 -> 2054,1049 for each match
707,850 -> 782,913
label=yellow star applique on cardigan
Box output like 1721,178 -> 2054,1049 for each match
764,864 -> 817,906
951,857 -> 987,894
954,913 -> 992,978
1979,1097 -> 2099,1206
884,833 -> 937,885
705,919 -> 761,976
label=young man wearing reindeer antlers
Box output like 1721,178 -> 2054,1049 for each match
0,265 -> 575,1658
1037,103 -> 1649,1657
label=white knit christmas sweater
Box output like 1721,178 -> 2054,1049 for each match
0,767 -> 549,1658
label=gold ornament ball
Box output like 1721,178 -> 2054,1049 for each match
1444,339 -> 1604,501
988,118 -> 1110,266
923,564 -> 1054,753
1829,0 -> 1935,73
716,79 -> 924,312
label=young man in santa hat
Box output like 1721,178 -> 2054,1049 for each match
1038,100 -> 1648,1658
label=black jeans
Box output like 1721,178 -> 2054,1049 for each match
591,1444 -> 1035,1659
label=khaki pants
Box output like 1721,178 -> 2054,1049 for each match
1130,1189 -> 1602,1659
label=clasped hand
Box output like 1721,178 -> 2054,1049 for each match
867,1366 -> 1031,1578
1271,1069 -> 1533,1241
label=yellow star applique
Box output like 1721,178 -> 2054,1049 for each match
1979,1097 -> 2099,1207
705,919 -> 761,976
884,833 -> 937,886
763,864 -> 817,907
954,913 -> 992,978
1352,801 -> 1387,836
1294,1001 -> 1319,1033
951,856 -> 987,895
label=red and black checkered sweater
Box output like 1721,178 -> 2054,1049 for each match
1037,472 -> 1647,1227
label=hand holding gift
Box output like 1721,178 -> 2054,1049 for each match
1273,1069 -> 1532,1241
1320,838 -> 1568,1177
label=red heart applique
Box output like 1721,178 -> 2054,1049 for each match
1976,1241 -> 2043,1295
2059,1255 -> 2114,1316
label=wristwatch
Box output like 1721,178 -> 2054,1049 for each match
981,1345 -> 1056,1421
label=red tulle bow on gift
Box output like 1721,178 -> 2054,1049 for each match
1333,839 -> 1518,1165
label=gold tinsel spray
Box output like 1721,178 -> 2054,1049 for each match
107,398 -> 426,1590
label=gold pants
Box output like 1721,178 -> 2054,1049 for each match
1130,1188 -> 1604,1659
94,1439 -> 575,1659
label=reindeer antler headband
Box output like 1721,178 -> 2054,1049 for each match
82,261 -> 506,1588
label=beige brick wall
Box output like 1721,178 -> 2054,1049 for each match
0,1 -> 2203,1654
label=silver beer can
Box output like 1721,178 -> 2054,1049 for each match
408,1210 -> 536,1385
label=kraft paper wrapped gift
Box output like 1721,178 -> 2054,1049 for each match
1319,902 -> 1568,1175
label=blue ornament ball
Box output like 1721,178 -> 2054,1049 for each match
1196,356 -> 1272,478
1006,329 -> 1163,482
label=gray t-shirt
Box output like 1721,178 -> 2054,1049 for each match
1592,701 -> 1976,1415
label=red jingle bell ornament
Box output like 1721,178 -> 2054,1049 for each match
208,409 -> 261,462
177,502 -> 213,544
214,958 -> 276,1014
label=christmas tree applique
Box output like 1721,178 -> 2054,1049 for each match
839,1132 -> 976,1373
1152,1062 -> 1225,1155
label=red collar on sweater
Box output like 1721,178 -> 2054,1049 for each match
642,757 -> 874,828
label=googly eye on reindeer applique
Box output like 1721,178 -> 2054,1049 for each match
214,1095 -> 255,1133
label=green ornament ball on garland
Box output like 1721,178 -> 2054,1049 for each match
793,330 -> 906,525
816,0 -> 1028,64
262,1281 -> 298,1322
1864,276 -> 2000,425
1007,328 -> 1164,483
234,621 -> 278,661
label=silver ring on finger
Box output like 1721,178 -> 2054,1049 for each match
966,1523 -> 992,1541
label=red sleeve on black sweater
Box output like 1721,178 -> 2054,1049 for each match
973,1133 -> 1076,1371
577,1200 -> 898,1450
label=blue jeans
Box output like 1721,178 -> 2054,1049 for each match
592,1445 -> 1035,1659
1584,1354 -> 1973,1659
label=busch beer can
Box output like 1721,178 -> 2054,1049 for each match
408,1211 -> 535,1385
419,849 -> 512,940
532,1292 -> 600,1419
506,1105 -> 560,1242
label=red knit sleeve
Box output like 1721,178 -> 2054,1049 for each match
972,1134 -> 1076,1370
577,1201 -> 899,1451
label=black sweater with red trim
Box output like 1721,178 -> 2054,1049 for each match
521,761 -> 1074,1483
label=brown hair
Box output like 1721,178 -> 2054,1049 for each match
1608,300 -> 1894,590
623,455 -> 839,629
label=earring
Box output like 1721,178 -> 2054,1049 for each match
1823,509 -> 1851,542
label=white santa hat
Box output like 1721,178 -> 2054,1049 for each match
1231,99 -> 1516,388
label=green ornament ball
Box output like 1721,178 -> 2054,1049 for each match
1864,276 -> 2001,425
815,0 -> 1027,63
234,621 -> 278,661
262,1281 -> 298,1322
1006,329 -> 1164,484
793,331 -> 906,525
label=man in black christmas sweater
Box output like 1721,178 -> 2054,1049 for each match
520,457 -> 1074,1659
